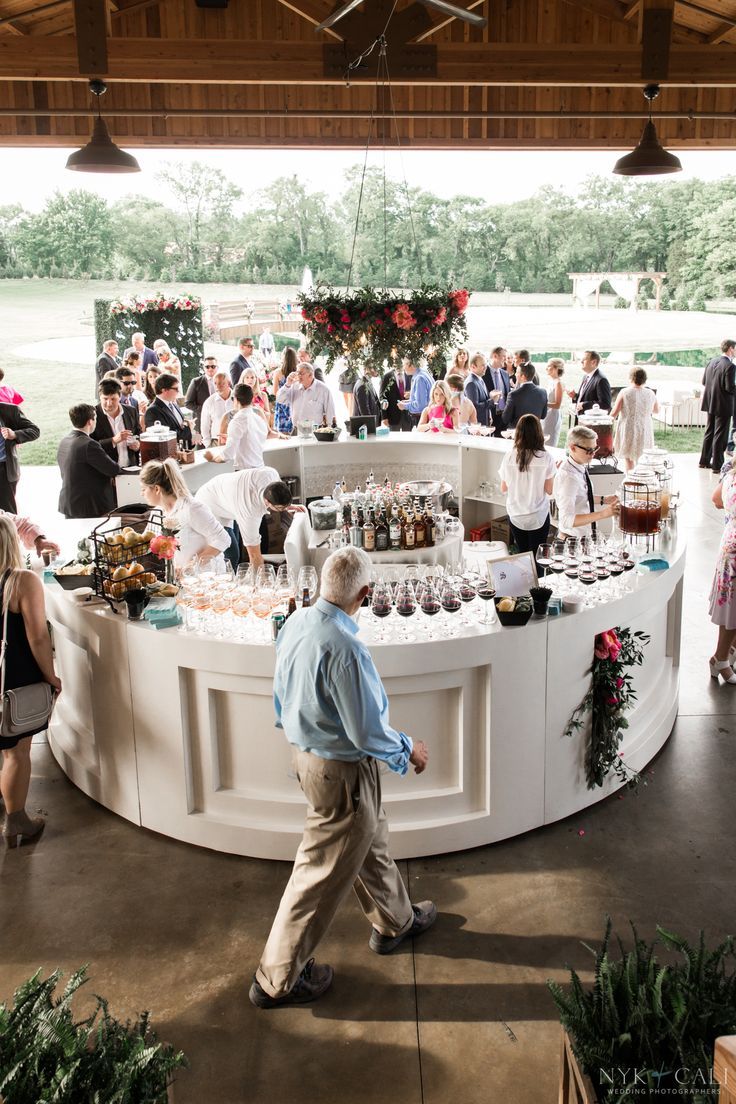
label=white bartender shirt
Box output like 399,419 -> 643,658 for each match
168,498 -> 230,567
553,455 -> 595,538
499,448 -> 556,530
195,466 -> 280,547
222,408 -> 268,470
277,378 -> 335,426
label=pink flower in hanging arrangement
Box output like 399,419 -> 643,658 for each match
301,309 -> 310,320
149,534 -> 178,561
313,308 -> 329,325
327,324 -> 335,333
449,289 -> 470,313
433,307 -> 447,326
392,303 -> 417,331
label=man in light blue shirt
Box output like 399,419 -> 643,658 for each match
398,356 -> 433,427
250,547 -> 436,1009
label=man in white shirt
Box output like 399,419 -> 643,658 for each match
204,383 -> 268,470
91,379 -> 140,466
553,426 -> 620,539
259,327 -> 275,360
195,467 -> 304,571
277,363 -> 335,428
200,371 -> 233,446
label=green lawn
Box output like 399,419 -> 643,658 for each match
1,278 -> 713,465
557,425 -> 704,454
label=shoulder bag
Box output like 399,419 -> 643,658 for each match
0,570 -> 55,739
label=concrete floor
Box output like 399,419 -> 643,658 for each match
1,453 -> 734,1104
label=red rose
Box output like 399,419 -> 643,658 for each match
301,309 -> 309,319
327,324 -> 335,333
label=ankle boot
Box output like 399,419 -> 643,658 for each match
3,809 -> 45,848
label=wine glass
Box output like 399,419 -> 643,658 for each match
371,581 -> 394,642
440,578 -> 462,636
237,563 -> 254,589
394,581 -> 417,642
297,565 -> 318,606
419,579 -> 442,640
232,591 -> 252,640
275,563 -> 295,607
256,563 -> 276,590
476,577 -> 497,625
535,543 -> 553,578
251,586 -> 273,640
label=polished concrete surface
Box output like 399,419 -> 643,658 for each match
1,454 -> 734,1104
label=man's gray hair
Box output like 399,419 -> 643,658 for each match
213,370 -> 229,383
103,339 -> 117,351
320,547 -> 371,608
567,425 -> 597,449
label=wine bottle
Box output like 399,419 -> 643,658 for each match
389,508 -> 402,550
331,417 -> 338,429
375,511 -> 389,552
301,587 -> 311,608
425,503 -> 435,547
414,506 -> 426,548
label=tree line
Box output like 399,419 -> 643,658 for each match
0,160 -> 734,306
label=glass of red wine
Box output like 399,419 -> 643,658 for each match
476,578 -> 497,625
371,581 -> 394,643
419,579 -> 442,640
394,580 -> 417,642
458,569 -> 478,626
440,579 -> 462,636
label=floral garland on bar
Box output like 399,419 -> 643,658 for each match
110,293 -> 200,315
564,627 -> 650,790
298,284 -> 470,373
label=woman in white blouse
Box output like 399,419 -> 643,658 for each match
499,414 -> 557,557
140,458 -> 230,570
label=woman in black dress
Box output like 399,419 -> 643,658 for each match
0,517 -> 61,847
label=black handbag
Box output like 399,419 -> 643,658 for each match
0,570 -> 55,739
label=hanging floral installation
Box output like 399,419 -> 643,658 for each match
564,627 -> 650,790
109,294 -> 200,315
298,285 -> 470,373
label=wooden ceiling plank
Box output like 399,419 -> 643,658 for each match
272,0 -> 344,40
560,0 -> 628,20
707,23 -> 734,44
2,38 -> 736,83
72,0 -> 108,73
624,1 -> 640,21
640,0 -> 674,79
3,20 -> 27,32
411,0 -> 486,42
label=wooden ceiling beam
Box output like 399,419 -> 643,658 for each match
3,19 -> 28,31
411,0 -> 487,41
2,38 -> 736,83
563,0 -> 629,20
272,0 -> 342,40
72,0 -> 108,72
707,24 -> 734,44
640,0 -> 674,79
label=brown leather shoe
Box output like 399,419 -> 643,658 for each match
249,959 -> 334,1009
369,901 -> 437,955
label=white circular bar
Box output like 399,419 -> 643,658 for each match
47,434 -> 685,860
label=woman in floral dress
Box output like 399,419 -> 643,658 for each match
709,458 -> 736,684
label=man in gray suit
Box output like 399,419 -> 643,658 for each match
502,364 -> 548,429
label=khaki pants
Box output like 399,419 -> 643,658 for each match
256,750 -> 414,998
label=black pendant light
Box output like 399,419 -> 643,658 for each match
66,80 -> 141,174
613,84 -> 682,177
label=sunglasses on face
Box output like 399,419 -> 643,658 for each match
573,444 -> 596,455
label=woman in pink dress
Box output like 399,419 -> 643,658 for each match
709,459 -> 736,683
417,380 -> 460,434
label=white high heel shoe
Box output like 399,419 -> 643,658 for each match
709,657 -> 736,685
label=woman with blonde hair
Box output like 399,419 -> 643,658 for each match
417,380 -> 460,433
152,340 -> 182,380
239,366 -> 271,425
451,348 -> 470,379
542,358 -> 565,447
0,516 -> 61,847
139,459 -> 230,570
445,373 -> 478,428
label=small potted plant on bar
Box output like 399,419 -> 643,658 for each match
0,966 -> 187,1103
548,919 -> 736,1104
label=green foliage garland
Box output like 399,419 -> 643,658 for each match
298,284 -> 470,378
94,294 -> 204,390
548,919 -> 736,1103
0,966 -> 187,1103
564,627 -> 650,789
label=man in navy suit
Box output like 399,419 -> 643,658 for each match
502,364 -> 548,428
144,373 -> 193,448
483,347 -> 511,436
567,351 -> 612,421
229,337 -> 257,388
123,333 -> 159,372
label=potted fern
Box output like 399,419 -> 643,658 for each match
548,920 -> 736,1103
0,966 -> 187,1103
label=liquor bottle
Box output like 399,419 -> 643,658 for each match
321,413 -> 328,428
333,481 -> 342,502
341,476 -> 347,495
425,503 -> 435,547
363,510 -> 376,552
384,473 -> 391,489
369,469 -> 374,487
286,596 -> 297,619
389,508 -> 402,550
375,511 -> 389,552
350,510 -> 363,548
331,417 -> 338,430
341,515 -> 351,546
301,587 -> 311,608
404,512 -> 416,550
414,506 -> 426,548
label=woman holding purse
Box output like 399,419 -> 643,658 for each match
0,516 -> 61,847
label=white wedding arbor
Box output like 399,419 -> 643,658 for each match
568,271 -> 667,311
